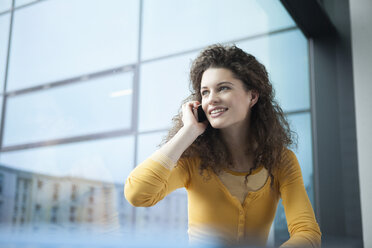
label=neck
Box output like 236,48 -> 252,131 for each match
220,123 -> 251,162
218,117 -> 256,171
220,129 -> 247,152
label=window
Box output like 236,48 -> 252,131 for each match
141,0 -> 294,60
87,208 -> 93,223
4,72 -> 133,146
34,204 -> 41,221
138,54 -> 196,132
0,0 -> 12,13
71,184 -> 77,201
0,202 -> 3,222
0,173 -> 3,194
1,136 -> 135,184
89,187 -> 94,204
52,183 -> 59,201
0,14 -> 10,92
51,206 -> 58,223
70,206 -> 76,223
37,180 -> 43,189
8,0 -> 139,91
0,0 -> 313,246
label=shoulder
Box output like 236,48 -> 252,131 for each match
177,156 -> 202,172
281,148 -> 298,165
273,148 -> 302,183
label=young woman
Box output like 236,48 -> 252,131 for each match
125,45 -> 321,247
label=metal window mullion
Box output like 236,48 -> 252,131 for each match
0,0 -> 48,17
0,128 -> 134,152
140,26 -> 298,65
4,64 -> 136,98
308,38 -> 321,223
131,0 -> 144,230
284,108 -> 311,116
0,0 -> 15,151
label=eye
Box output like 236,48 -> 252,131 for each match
201,90 -> 209,96
219,86 -> 230,91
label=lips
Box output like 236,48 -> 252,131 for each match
208,107 -> 228,115
209,107 -> 228,118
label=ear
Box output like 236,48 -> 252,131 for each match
249,90 -> 259,108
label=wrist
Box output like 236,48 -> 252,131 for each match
180,125 -> 200,141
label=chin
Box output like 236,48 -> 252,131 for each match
209,120 -> 229,129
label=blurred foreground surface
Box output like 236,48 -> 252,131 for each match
0,225 -> 360,248
0,224 -> 194,248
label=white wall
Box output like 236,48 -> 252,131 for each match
349,0 -> 372,247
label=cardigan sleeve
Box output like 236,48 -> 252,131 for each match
124,151 -> 193,207
278,149 -> 322,248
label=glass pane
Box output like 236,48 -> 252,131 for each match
137,131 -> 167,164
0,96 -> 2,128
4,72 -> 133,146
0,0 -> 12,13
15,0 -> 36,7
0,14 -> 10,91
8,0 -> 139,91
138,52 -> 198,132
237,29 -> 310,112
274,112 -> 314,245
136,131 -> 188,242
288,113 -> 314,192
0,136 -> 135,243
134,189 -> 188,243
0,135 -> 134,183
141,0 -> 295,60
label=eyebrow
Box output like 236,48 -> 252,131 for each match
201,81 -> 233,90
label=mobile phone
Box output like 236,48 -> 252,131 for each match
197,105 -> 207,122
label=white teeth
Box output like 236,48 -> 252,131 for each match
211,108 -> 226,114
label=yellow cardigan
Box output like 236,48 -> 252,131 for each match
124,149 -> 321,247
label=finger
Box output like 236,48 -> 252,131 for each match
193,108 -> 198,121
182,103 -> 192,115
186,102 -> 196,110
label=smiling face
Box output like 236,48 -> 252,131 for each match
200,67 -> 256,130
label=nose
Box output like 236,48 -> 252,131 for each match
205,91 -> 220,105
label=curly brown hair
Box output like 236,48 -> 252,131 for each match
160,44 -> 296,185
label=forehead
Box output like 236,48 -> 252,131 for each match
200,68 -> 240,88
